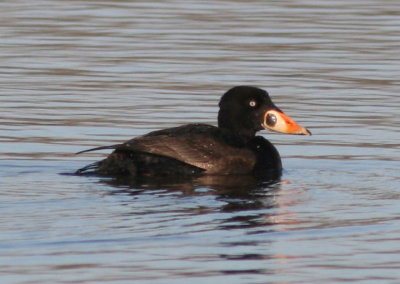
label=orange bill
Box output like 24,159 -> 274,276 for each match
262,110 -> 311,135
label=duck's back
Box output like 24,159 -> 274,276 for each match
77,124 -> 258,176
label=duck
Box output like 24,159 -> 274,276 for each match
76,86 -> 310,178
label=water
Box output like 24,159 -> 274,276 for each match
1,0 -> 400,283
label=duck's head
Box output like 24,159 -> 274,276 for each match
218,86 -> 311,139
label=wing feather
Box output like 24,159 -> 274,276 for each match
115,124 -> 256,174
77,124 -> 256,174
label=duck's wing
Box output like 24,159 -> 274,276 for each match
78,124 -> 256,174
117,124 -> 256,174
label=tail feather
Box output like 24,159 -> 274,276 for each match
76,144 -> 119,155
75,161 -> 101,175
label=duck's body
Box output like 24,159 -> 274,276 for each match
76,123 -> 282,177
76,86 -> 310,178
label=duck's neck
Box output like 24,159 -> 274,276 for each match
218,126 -> 256,146
218,116 -> 256,144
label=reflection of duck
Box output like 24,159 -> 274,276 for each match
76,86 -> 310,178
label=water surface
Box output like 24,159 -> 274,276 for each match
1,0 -> 400,283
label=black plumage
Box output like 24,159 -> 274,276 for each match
76,86 -> 310,178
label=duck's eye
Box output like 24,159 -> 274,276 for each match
249,100 -> 257,107
266,113 -> 277,127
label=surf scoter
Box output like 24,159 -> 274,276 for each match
76,86 -> 310,178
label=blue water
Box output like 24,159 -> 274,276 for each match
1,0 -> 400,283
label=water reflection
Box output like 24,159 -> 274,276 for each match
96,173 -> 305,280
105,174 -> 280,203
100,173 -> 283,236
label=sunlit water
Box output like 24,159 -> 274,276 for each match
1,0 -> 400,283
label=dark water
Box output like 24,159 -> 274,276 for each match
1,0 -> 400,283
